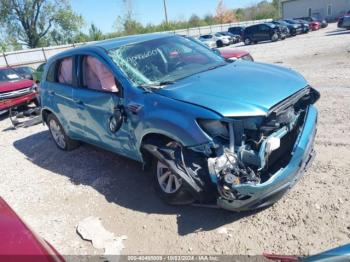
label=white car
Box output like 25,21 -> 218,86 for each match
199,33 -> 232,48
197,36 -> 217,48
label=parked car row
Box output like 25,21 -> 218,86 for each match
197,16 -> 327,48
240,17 -> 326,45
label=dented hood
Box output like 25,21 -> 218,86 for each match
156,61 -> 308,117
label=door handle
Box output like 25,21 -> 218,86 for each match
48,90 -> 55,95
73,99 -> 85,109
74,99 -> 84,105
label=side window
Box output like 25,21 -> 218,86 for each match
46,62 -> 56,82
82,56 -> 118,93
58,57 -> 73,85
259,25 -> 268,31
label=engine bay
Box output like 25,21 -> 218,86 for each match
207,87 -> 320,202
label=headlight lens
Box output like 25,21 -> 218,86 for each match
228,57 -> 238,61
197,119 -> 228,138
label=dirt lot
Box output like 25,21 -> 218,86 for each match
1,23 -> 350,257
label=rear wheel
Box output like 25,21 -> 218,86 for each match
47,114 -> 79,151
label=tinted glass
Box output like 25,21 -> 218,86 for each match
14,67 -> 33,75
46,62 -> 57,82
37,63 -> 46,71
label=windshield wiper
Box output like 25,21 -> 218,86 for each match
153,80 -> 176,86
205,63 -> 227,71
139,81 -> 175,91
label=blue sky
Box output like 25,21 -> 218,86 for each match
71,0 -> 267,33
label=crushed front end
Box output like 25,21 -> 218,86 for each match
197,86 -> 320,211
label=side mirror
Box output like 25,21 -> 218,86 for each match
109,105 -> 125,133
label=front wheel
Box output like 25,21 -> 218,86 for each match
47,114 -> 80,151
154,160 -> 195,205
216,40 -> 223,48
153,143 -> 195,205
271,33 -> 279,42
244,38 -> 252,45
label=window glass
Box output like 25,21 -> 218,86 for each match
259,25 -> 268,31
0,68 -> 21,82
58,58 -> 73,85
82,56 -> 118,93
38,63 -> 46,71
46,62 -> 56,82
108,35 -> 225,87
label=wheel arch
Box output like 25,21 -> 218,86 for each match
139,132 -> 184,170
41,107 -> 54,125
41,107 -> 71,137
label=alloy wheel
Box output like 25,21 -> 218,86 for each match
49,119 -> 66,149
156,161 -> 182,194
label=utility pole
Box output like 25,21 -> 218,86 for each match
163,0 -> 168,24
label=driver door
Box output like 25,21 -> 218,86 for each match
72,54 -> 136,158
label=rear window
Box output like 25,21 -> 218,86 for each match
0,68 -> 21,82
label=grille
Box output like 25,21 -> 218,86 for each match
0,87 -> 34,100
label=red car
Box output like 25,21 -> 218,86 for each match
219,48 -> 254,61
0,197 -> 65,262
309,21 -> 321,31
0,67 -> 38,114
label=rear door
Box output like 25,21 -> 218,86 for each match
257,24 -> 271,41
72,54 -> 136,158
43,56 -> 82,137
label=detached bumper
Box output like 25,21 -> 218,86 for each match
218,105 -> 318,211
0,92 -> 37,111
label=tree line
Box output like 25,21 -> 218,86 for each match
0,0 -> 280,52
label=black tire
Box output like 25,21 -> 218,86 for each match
271,33 -> 279,42
216,40 -> 223,48
47,114 -> 80,151
152,142 -> 195,205
244,38 -> 252,45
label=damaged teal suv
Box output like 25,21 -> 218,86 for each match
40,33 -> 320,211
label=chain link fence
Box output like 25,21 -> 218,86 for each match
0,18 -> 271,68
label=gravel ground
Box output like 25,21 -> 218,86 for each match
1,23 -> 350,257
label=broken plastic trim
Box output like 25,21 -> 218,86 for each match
9,106 -> 42,128
143,144 -> 203,193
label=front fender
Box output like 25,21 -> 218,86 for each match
134,93 -> 221,150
